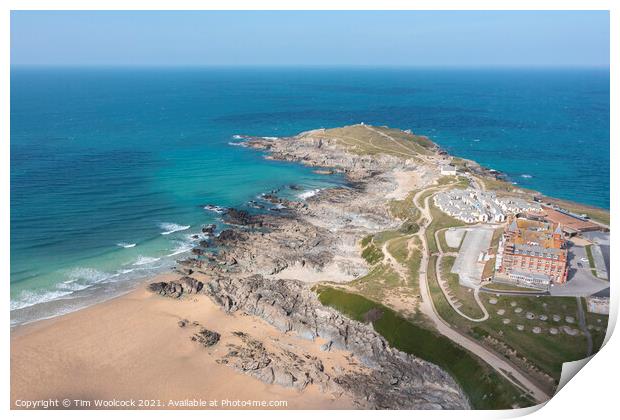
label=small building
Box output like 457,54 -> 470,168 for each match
586,288 -> 610,315
440,165 -> 457,176
540,205 -> 601,236
507,270 -> 551,290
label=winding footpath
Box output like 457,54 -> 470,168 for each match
382,184 -> 550,404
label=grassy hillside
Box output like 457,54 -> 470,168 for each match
305,124 -> 435,158
316,286 -> 535,409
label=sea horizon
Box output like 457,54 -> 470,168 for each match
10,63 -> 612,70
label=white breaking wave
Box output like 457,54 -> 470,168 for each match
11,289 -> 74,311
185,232 -> 210,243
232,134 -> 243,140
133,256 -> 161,266
65,267 -> 111,285
167,243 -> 193,257
204,204 -> 226,214
298,188 -> 322,200
10,267 -> 112,311
520,174 -> 533,179
261,136 -> 279,140
159,222 -> 190,235
228,141 -> 247,147
117,242 -> 136,248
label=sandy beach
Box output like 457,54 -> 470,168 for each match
11,273 -> 357,410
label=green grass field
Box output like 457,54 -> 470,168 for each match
482,257 -> 496,281
308,125 -> 434,159
440,256 -> 485,319
407,237 -> 423,290
584,245 -> 599,277
486,283 -> 540,292
428,255 -> 587,392
475,293 -> 589,381
483,282 -> 540,293
479,176 -> 519,193
388,194 -> 419,221
316,286 -> 535,409
387,236 -> 410,264
582,302 -> 609,353
360,233 -> 385,266
348,264 -> 400,301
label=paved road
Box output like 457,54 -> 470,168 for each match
550,244 -> 609,296
405,187 -> 550,404
581,231 -> 610,281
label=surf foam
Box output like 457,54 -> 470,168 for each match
117,242 -> 137,248
133,256 -> 161,266
298,188 -> 322,200
159,223 -> 190,235
204,205 -> 226,214
166,243 -> 193,257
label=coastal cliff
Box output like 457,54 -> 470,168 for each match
161,125 -> 472,409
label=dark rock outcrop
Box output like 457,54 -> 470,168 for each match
217,331 -> 333,392
203,274 -> 469,409
213,229 -> 248,245
181,276 -> 204,294
191,328 -> 221,347
201,224 -> 217,234
224,208 -> 263,227
148,281 -> 183,298
148,277 -> 203,298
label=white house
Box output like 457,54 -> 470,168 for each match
440,165 -> 457,176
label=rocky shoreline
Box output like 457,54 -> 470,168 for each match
150,125 -> 470,409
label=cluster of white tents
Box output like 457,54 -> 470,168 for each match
434,188 -> 542,224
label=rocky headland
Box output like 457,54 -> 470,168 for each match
151,125 -> 470,409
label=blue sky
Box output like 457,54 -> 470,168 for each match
11,11 -> 609,67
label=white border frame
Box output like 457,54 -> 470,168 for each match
2,2 -> 616,419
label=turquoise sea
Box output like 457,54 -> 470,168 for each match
10,67 -> 610,325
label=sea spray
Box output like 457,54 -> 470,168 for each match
159,223 -> 191,235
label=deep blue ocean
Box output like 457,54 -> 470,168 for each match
10,67 -> 609,324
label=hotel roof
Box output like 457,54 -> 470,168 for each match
506,218 -> 565,250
